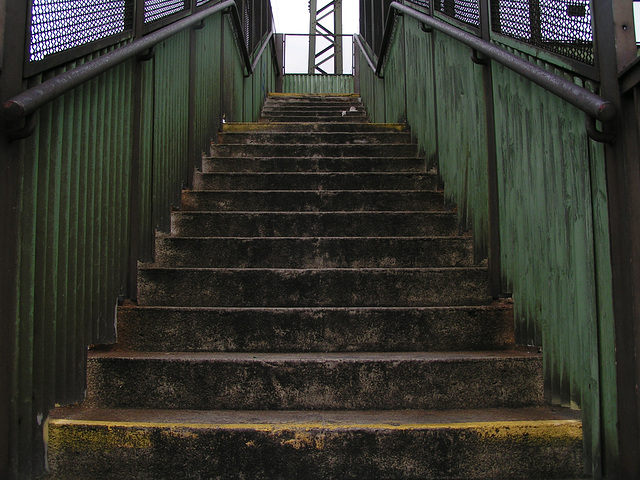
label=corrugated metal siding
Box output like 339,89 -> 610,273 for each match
152,30 -> 191,234
8,8 -> 279,475
223,15 -> 247,122
491,54 -> 616,472
358,50 -> 385,122
16,45 -> 134,476
283,74 -> 354,94
432,28 -> 489,259
357,12 -> 617,475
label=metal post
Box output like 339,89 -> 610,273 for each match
0,0 -> 31,477
308,0 -> 343,74
334,0 -> 343,74
308,0 -> 317,74
591,0 -> 640,478
477,0 -> 502,298
128,0 -> 148,299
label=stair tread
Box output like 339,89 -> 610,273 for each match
139,266 -> 486,272
118,304 -> 509,312
158,235 -> 469,240
50,405 -> 580,426
89,349 -> 536,362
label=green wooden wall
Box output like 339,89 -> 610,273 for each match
283,74 -> 354,94
9,11 -> 277,476
358,12 -> 617,476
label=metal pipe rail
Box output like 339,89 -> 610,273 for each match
360,1 -> 616,140
353,34 -> 376,74
251,31 -> 280,75
2,0 -> 257,138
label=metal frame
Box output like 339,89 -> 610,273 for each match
356,1 -> 640,476
308,0 -> 343,75
282,33 -> 353,75
2,0 -> 255,139
373,2 -> 615,137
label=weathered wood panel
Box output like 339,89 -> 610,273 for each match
283,74 -> 355,94
356,10 -> 618,476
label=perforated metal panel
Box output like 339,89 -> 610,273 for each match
144,0 -> 190,23
491,0 -> 594,65
406,0 -> 430,9
434,0 -> 480,27
29,0 -> 133,62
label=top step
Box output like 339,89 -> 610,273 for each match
265,93 -> 362,105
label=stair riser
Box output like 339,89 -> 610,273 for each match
181,191 -> 444,212
137,268 -> 491,307
210,144 -> 418,158
154,237 -> 474,268
223,123 -> 407,133
116,306 -> 515,352
47,420 -> 583,480
171,212 -> 460,237
193,173 -> 437,191
86,355 -> 542,410
262,105 -> 366,112
218,132 -> 411,145
261,115 -> 368,123
264,97 -> 362,105
202,157 -> 426,173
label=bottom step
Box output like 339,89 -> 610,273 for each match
47,407 -> 585,479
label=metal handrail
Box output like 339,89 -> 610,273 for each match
367,1 -> 616,127
2,0 -> 264,131
251,30 -> 280,74
353,35 -> 376,74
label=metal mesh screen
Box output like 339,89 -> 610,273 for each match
490,0 -> 594,64
196,0 -> 212,5
29,0 -> 133,62
434,0 -> 480,27
144,0 -> 190,23
406,0 -> 430,9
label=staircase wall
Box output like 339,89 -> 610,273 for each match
2,8 -> 278,478
282,74 -> 355,94
358,10 -> 617,477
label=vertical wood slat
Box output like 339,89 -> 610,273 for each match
4,4 -> 280,476
355,8 -> 616,477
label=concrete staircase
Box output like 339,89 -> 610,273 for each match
46,93 -> 584,479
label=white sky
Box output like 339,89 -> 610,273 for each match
271,0 -> 360,34
272,0 -> 360,74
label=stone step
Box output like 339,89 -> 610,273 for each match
210,143 -> 417,158
202,156 -> 426,173
84,350 -> 543,410
222,122 -> 408,133
260,114 -> 368,123
193,172 -> 437,191
154,236 -> 473,268
265,93 -> 361,103
262,104 -> 366,113
47,406 -> 584,480
181,190 -> 445,212
170,211 -> 460,237
114,305 -> 514,352
218,131 -> 411,145
137,267 -> 491,307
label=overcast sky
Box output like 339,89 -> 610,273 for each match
271,0 -> 360,34
272,0 -> 360,73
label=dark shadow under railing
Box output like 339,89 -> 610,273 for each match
354,1 -> 616,143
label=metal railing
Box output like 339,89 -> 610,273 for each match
0,1 -> 279,478
3,0 -> 262,139
355,0 -> 640,477
358,1 -> 615,142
